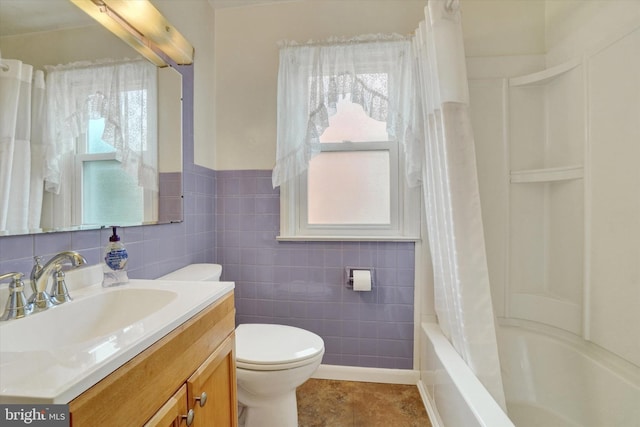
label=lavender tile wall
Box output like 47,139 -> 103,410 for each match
0,64 -> 216,279
215,170 -> 416,370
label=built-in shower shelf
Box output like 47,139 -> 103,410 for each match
510,165 -> 583,183
509,57 -> 582,87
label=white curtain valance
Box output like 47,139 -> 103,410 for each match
272,34 -> 418,188
43,58 -> 158,193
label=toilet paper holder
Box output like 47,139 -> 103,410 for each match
345,267 -> 374,289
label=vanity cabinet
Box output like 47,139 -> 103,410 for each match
68,292 -> 237,427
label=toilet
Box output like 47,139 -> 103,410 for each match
158,264 -> 325,427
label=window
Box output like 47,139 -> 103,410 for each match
42,58 -> 158,230
299,94 -> 402,236
75,117 -> 152,226
276,42 -> 420,241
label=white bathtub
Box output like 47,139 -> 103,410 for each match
419,321 -> 640,427
419,322 -> 514,427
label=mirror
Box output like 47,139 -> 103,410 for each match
0,0 -> 184,236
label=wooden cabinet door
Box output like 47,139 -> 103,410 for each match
187,334 -> 237,427
144,385 -> 189,427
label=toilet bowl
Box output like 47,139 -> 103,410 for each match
158,264 -> 324,427
236,323 -> 324,427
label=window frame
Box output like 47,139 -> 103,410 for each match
279,140 -> 420,242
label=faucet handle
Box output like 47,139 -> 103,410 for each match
0,272 -> 32,321
50,264 -> 73,305
0,271 -> 23,283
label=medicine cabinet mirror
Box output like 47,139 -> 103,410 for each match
0,0 -> 185,237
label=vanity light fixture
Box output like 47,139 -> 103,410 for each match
70,0 -> 194,67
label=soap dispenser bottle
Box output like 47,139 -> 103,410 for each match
102,226 -> 129,287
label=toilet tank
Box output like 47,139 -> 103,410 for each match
158,264 -> 222,281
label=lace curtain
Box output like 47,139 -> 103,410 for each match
43,58 -> 158,193
272,35 -> 418,188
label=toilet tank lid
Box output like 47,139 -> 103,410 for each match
158,264 -> 222,281
236,324 -> 324,366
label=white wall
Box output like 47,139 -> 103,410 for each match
461,0 -> 545,57
545,0 -> 640,64
0,25 -> 136,69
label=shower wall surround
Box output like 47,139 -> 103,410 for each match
215,170 -> 415,369
0,65 -> 217,280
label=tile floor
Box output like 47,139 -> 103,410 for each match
296,379 -> 432,427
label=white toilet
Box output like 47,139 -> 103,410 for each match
158,264 -> 325,427
235,323 -> 324,427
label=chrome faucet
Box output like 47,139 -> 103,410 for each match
29,251 -> 87,312
0,272 -> 32,321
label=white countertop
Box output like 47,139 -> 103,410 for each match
0,276 -> 234,404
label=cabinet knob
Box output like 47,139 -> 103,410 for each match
182,409 -> 194,426
195,391 -> 208,407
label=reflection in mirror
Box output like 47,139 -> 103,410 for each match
0,0 -> 183,237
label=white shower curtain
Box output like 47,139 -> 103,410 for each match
0,57 -> 46,234
410,0 -> 507,410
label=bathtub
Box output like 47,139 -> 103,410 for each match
419,321 -> 640,427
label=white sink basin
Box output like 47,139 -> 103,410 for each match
0,288 -> 177,352
0,273 -> 234,404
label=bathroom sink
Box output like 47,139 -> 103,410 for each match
0,288 -> 177,353
0,275 -> 235,403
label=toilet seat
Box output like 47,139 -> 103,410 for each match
236,324 -> 324,371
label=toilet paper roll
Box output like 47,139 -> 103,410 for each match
352,269 -> 372,292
